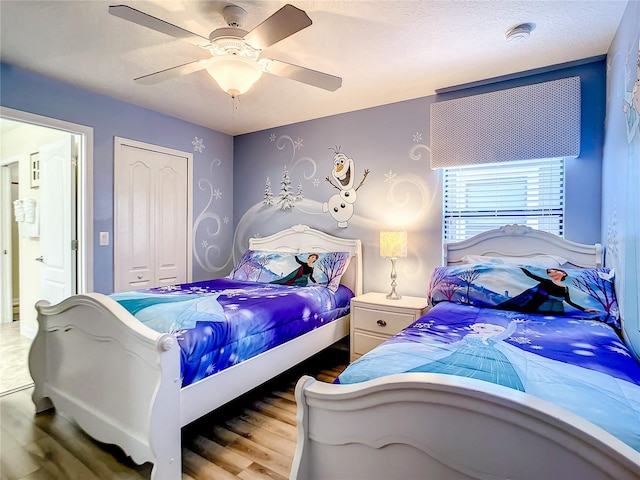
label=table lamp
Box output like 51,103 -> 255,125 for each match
379,231 -> 407,300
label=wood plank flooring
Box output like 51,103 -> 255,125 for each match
0,321 -> 34,396
0,346 -> 349,480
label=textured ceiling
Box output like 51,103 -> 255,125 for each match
0,0 -> 628,135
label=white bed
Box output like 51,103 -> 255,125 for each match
291,225 -> 640,480
29,224 -> 362,480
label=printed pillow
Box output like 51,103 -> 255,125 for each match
228,250 -> 351,293
428,263 -> 620,330
461,254 -> 567,268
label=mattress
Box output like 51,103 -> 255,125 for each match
112,278 -> 353,386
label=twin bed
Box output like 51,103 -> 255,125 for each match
291,225 -> 640,479
30,224 -> 362,480
30,224 -> 640,479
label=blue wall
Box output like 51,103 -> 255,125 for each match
233,60 -> 606,297
1,63 -> 234,293
1,57 -> 607,298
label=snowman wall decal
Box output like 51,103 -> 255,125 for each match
323,148 -> 369,228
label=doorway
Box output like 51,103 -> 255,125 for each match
0,107 -> 93,395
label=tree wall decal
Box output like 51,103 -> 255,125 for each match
263,177 -> 274,206
276,165 -> 295,211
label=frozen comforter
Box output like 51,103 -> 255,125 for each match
111,278 -> 353,387
336,302 -> 640,452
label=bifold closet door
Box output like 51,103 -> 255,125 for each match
114,141 -> 188,292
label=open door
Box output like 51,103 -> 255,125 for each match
39,137 -> 76,304
0,159 -> 21,323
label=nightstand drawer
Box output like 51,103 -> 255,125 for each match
353,307 -> 415,336
349,292 -> 429,362
352,331 -> 387,357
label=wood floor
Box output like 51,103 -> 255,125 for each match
0,321 -> 33,396
0,346 -> 349,480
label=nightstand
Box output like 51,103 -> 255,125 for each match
349,292 -> 429,362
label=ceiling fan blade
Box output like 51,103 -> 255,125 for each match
109,5 -> 210,47
243,4 -> 312,50
266,59 -> 342,92
134,60 -> 208,85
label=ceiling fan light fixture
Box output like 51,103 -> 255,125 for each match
206,55 -> 263,97
110,3 -> 342,93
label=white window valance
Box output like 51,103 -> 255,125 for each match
430,76 -> 581,169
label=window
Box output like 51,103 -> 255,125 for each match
443,158 -> 565,243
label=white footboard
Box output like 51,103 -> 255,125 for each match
31,294 -> 182,480
292,374 -> 640,480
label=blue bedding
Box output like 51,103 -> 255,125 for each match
337,302 -> 640,452
111,278 -> 353,387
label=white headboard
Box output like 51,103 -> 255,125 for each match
444,224 -> 602,268
248,224 -> 363,296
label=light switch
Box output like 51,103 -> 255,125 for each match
99,231 -> 109,246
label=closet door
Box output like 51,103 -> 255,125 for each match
154,155 -> 188,287
114,139 -> 191,293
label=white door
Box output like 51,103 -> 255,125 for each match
114,140 -> 189,292
154,159 -> 188,287
0,160 -> 20,323
39,137 -> 76,304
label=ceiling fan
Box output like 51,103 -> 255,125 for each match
109,3 -> 342,97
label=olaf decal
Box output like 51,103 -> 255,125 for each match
323,148 -> 369,228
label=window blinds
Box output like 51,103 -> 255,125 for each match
430,76 -> 581,169
443,158 -> 565,243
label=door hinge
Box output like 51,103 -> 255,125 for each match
71,239 -> 78,251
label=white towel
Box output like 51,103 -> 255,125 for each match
13,199 -> 25,222
23,198 -> 37,223
18,199 -> 39,238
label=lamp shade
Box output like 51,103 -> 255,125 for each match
206,56 -> 263,97
380,231 -> 407,258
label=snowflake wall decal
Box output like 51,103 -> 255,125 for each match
413,132 -> 423,143
223,216 -> 229,224
192,136 -> 205,153
384,170 -> 397,185
270,133 -> 276,142
213,188 -> 222,200
294,137 -> 304,150
201,240 -> 208,248
313,178 -> 320,187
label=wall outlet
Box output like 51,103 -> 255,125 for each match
99,231 -> 109,246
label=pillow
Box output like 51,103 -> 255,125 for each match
228,250 -> 351,293
428,263 -> 620,330
461,254 -> 567,268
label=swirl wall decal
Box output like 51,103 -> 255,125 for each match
275,134 -> 318,180
193,158 -> 231,273
409,142 -> 431,161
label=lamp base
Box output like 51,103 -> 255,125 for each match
386,257 -> 401,300
386,291 -> 402,300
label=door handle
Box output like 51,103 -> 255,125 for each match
35,256 -> 44,262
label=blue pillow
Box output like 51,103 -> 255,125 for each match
428,263 -> 620,330
228,250 -> 351,293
